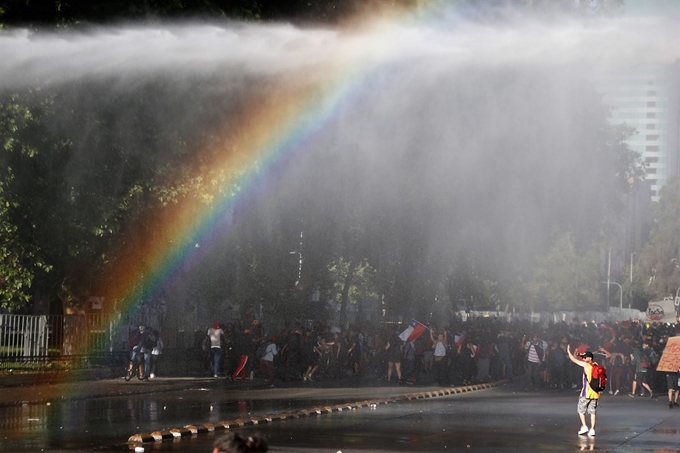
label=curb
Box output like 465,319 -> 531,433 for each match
127,380 -> 506,446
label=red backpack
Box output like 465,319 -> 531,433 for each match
588,363 -> 607,392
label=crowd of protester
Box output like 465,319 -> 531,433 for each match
195,315 -> 679,399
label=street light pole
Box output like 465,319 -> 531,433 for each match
629,252 -> 635,309
289,231 -> 304,287
607,248 -> 612,305
630,252 -> 635,285
602,281 -> 623,309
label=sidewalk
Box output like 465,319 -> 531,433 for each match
1,370 -> 486,408
0,370 -> 205,407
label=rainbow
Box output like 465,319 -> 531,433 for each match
86,8 -> 435,354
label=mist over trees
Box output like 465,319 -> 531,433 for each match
0,0 -> 673,325
637,177 -> 680,302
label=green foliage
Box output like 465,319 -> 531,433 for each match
530,230 -> 602,311
638,177 -> 680,300
327,257 -> 377,304
446,255 -> 490,311
0,93 -> 54,311
0,201 -> 37,311
0,1 -> 644,322
621,261 -> 652,311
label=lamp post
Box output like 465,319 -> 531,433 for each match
289,231 -> 304,287
602,281 -> 623,309
630,252 -> 635,285
606,248 -> 612,305
289,250 -> 302,287
629,252 -> 635,308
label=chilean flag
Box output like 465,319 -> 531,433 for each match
399,318 -> 427,342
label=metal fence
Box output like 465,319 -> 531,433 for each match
0,313 -> 116,371
0,314 -> 50,359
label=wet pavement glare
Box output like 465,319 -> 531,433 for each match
2,383 -> 680,453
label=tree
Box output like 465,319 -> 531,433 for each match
530,230 -> 602,311
638,177 -> 680,301
0,92 -> 56,311
0,1 -> 645,323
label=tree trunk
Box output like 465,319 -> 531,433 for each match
339,259 -> 358,328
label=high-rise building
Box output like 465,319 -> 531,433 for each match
594,1 -> 678,307
598,63 -> 679,202
597,0 -> 679,202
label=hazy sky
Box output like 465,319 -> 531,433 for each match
624,0 -> 680,18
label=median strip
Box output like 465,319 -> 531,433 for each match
127,381 -> 505,446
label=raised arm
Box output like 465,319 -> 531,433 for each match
567,345 -> 586,368
597,347 -> 612,360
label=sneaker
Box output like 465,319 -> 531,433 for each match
628,393 -> 635,397
149,373 -> 155,379
578,426 -> 589,435
608,390 -> 613,395
302,376 -> 307,382
307,374 -> 314,381
670,402 -> 674,409
587,429 -> 595,437
614,390 -> 619,396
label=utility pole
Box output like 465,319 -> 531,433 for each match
607,247 -> 611,306
630,252 -> 635,309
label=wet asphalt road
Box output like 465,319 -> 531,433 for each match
1,376 -> 679,453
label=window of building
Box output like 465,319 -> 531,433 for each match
646,146 -> 659,152
647,123 -> 655,130
647,90 -> 657,96
646,157 -> 658,163
647,113 -> 656,118
647,101 -> 656,107
646,135 -> 659,141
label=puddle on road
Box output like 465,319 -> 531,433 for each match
0,392 -> 355,452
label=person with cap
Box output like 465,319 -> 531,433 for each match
207,322 -> 225,378
567,345 -> 600,437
